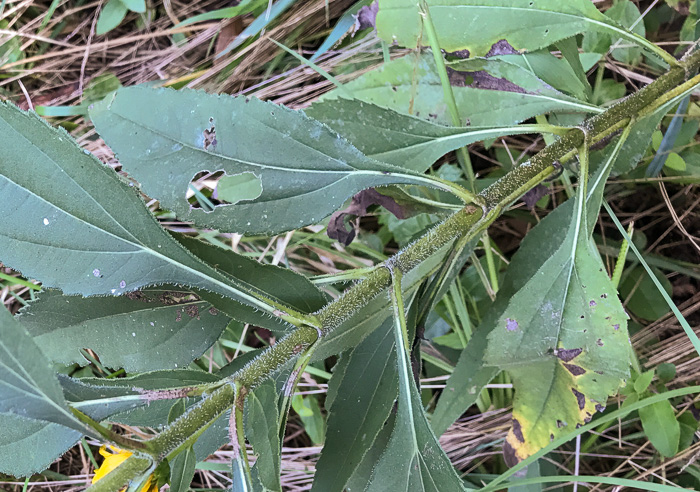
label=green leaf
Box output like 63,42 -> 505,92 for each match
89,86 -> 441,236
231,454 -> 254,492
96,0 -> 128,35
493,49 -> 591,101
583,0 -> 645,65
119,0 -> 146,13
65,369 -> 219,425
0,102 -> 296,319
656,363 -> 676,384
678,411 -> 698,451
634,370 -> 655,394
619,266 -> 672,320
508,460 -> 543,492
245,381 -> 282,492
176,235 -> 328,330
375,0 -> 665,63
555,37 -> 593,100
215,173 -> 264,204
483,150 -> 630,464
432,132 -> 630,435
0,306 -> 88,433
639,399 -> 680,457
312,319 -> 398,492
0,414 -> 80,477
169,445 -> 196,492
345,412 -> 396,491
18,288 -> 230,372
664,152 -> 687,171
321,53 -> 599,127
306,99 -> 550,172
292,394 -> 325,445
367,274 -> 465,491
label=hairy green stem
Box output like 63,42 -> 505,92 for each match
97,48 -> 700,491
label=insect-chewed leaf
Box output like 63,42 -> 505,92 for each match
375,0 -> 662,62
0,101 -> 305,316
432,128 -> 634,437
89,86 -> 433,235
321,54 -> 595,128
483,166 -> 630,464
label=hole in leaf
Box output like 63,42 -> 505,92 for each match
202,118 -> 217,151
187,171 -> 262,211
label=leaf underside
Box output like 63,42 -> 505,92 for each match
89,86 -> 432,236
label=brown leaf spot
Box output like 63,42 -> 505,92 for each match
555,348 -> 582,362
208,307 -> 218,316
511,419 -> 525,442
595,404 -> 606,413
486,39 -> 519,56
185,305 -> 200,319
572,388 -> 586,410
352,1 -> 378,33
125,291 -> 149,302
563,363 -> 586,376
327,189 -> 406,246
505,318 -> 519,332
556,419 -> 567,428
503,439 -> 519,468
613,324 -> 620,331
596,338 -> 604,347
136,387 -> 195,401
589,300 -> 597,307
522,184 -> 549,210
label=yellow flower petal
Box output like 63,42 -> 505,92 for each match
92,446 -> 157,491
92,446 -> 133,484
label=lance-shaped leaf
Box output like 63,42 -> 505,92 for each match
19,288 -> 229,372
89,86 -> 446,236
312,318 -> 398,492
306,99 -> 549,173
0,306 -> 88,434
245,381 -> 282,492
375,0 -> 667,63
169,445 -> 197,492
321,54 -> 598,128
60,369 -> 220,422
176,235 -> 328,332
483,148 -> 630,465
0,102 -> 304,318
0,415 -> 81,477
367,273 -> 465,491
